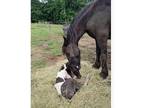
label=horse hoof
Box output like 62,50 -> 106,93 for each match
92,63 -> 100,69
100,72 -> 108,79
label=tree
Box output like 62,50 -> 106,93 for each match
31,0 -> 43,22
31,0 -> 92,24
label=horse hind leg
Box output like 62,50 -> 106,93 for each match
93,39 -> 101,69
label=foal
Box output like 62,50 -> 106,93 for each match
54,64 -> 80,99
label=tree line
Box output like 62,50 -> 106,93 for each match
31,0 -> 94,24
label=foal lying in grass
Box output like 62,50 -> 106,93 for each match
54,63 -> 80,99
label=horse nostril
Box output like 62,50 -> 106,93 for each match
77,75 -> 81,79
75,73 -> 81,79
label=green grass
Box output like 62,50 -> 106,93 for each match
47,40 -> 62,56
31,23 -> 63,46
31,23 -> 63,70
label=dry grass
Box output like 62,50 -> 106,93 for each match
32,60 -> 111,108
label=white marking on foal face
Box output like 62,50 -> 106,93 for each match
63,64 -> 67,70
59,64 -> 72,78
57,69 -> 71,79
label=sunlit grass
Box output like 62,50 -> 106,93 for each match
31,23 -> 63,46
31,23 -> 63,70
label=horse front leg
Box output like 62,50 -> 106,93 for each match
93,39 -> 101,69
97,32 -> 108,79
100,49 -> 108,79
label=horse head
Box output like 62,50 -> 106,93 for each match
62,41 -> 81,79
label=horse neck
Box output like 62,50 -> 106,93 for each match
66,22 -> 86,46
66,1 -> 97,45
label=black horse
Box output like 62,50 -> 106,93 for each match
62,0 -> 111,79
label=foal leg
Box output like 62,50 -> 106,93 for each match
97,30 -> 108,79
93,39 -> 101,69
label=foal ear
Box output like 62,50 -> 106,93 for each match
59,65 -> 64,71
74,81 -> 81,91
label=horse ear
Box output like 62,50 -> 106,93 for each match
63,36 -> 67,41
62,37 -> 67,54
62,47 -> 66,55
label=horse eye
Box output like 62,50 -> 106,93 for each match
66,53 -> 70,56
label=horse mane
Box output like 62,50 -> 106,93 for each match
66,1 -> 95,44
70,0 -> 110,27
64,0 -> 111,45
70,1 -> 93,26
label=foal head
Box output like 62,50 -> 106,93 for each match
62,37 -> 81,79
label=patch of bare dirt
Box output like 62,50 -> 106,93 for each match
32,45 -> 65,67
48,55 -> 65,62
32,34 -> 111,69
79,35 -> 111,70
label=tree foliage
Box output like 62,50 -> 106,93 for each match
31,0 -> 94,24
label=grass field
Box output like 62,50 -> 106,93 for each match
31,23 -> 111,108
31,23 -> 64,70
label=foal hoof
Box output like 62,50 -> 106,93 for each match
100,72 -> 108,79
92,62 -> 100,69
